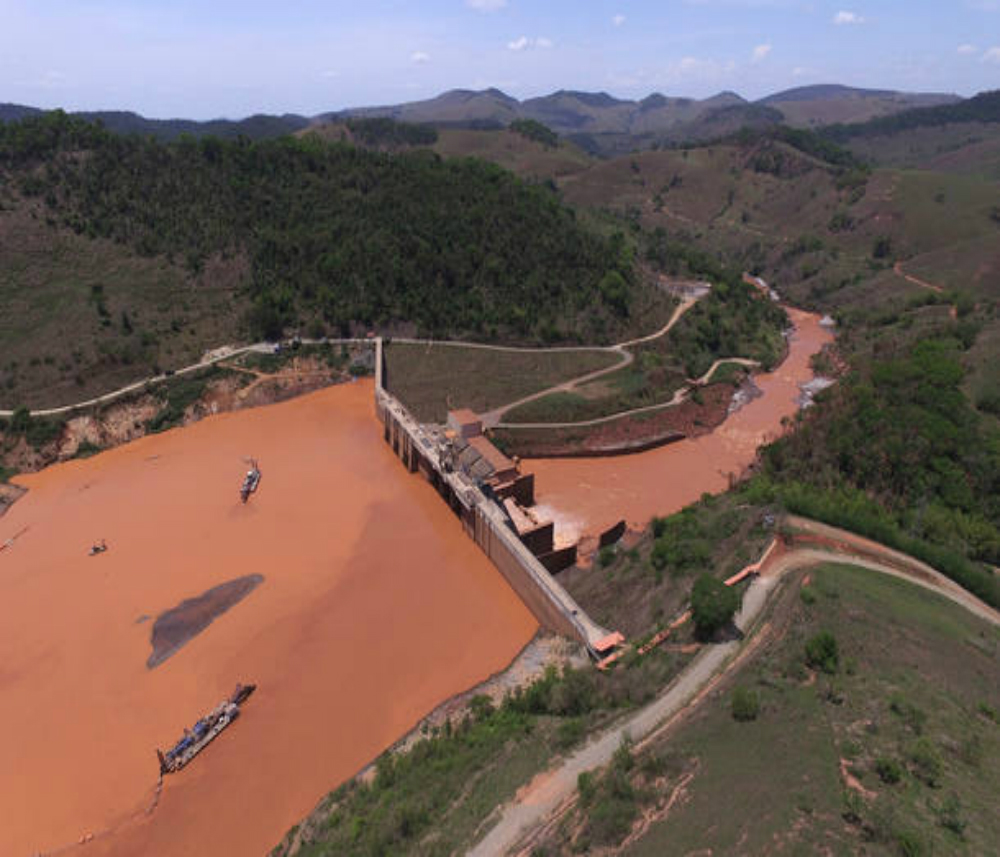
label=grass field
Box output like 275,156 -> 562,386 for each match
383,343 -> 619,422
615,564 -> 1000,856
502,354 -> 687,425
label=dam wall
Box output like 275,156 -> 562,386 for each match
374,340 -> 614,654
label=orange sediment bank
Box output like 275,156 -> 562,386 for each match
0,380 -> 537,857
525,308 -> 834,541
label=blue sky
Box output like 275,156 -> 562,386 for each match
2,1 -> 998,118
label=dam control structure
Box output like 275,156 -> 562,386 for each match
373,340 -> 623,660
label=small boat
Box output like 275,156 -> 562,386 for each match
240,459 -> 261,504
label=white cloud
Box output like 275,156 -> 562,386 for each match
613,14 -> 626,27
833,11 -> 865,25
507,36 -> 552,51
410,51 -> 430,64
466,0 -> 507,11
957,43 -> 978,54
983,46 -> 1000,63
751,43 -> 772,63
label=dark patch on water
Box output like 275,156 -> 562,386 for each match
147,574 -> 264,669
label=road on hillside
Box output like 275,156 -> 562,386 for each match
467,519 -> 999,856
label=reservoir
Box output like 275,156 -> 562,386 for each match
0,380 -> 537,857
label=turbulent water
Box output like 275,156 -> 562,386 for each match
527,308 -> 834,541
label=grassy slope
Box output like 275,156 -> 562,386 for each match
0,202 -> 244,408
432,128 -> 593,180
383,343 -> 620,423
621,564 -> 1000,856
845,122 -> 1000,179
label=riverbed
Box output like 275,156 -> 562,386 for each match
0,381 -> 537,857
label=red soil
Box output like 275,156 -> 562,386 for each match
0,381 -> 537,857
526,308 -> 834,538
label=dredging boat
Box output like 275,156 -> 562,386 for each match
240,459 -> 261,504
157,683 -> 256,775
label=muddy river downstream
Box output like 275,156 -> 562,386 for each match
0,381 -> 537,857
528,308 -> 834,541
0,306 -> 831,857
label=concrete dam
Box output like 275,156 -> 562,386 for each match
374,340 -> 622,659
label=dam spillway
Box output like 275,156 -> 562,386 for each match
374,339 -> 621,658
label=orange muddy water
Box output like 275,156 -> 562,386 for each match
528,308 -> 834,540
0,381 -> 537,857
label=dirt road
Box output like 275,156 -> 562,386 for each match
469,521 -> 998,856
480,295 -> 703,429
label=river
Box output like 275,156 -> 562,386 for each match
527,308 -> 834,541
0,381 -> 537,857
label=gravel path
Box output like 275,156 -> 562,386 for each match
468,526 -> 998,856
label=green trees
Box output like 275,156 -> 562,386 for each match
509,118 -> 559,148
761,332 -> 1000,606
804,630 -> 839,674
0,112 -> 637,345
690,574 -> 740,639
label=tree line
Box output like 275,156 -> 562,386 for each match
0,111 -> 638,343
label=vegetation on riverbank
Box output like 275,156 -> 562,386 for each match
269,651 -> 693,857
754,327 -> 1000,607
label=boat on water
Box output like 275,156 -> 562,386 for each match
157,683 -> 256,775
240,459 -> 261,504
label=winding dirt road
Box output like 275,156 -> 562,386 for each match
479,295 -> 703,429
468,518 -> 999,856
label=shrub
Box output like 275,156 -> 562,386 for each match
731,686 -> 760,722
889,694 -> 927,735
908,738 -> 943,788
599,545 -> 616,568
874,757 -> 902,784
690,574 -> 740,639
936,793 -> 966,837
804,630 -> 839,674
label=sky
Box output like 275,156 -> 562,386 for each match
2,1 -> 998,119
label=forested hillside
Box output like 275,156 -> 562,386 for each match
0,112 -> 644,347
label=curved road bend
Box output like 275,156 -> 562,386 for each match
481,295 -> 703,429
468,523 -> 999,857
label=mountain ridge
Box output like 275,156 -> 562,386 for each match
0,84 -> 968,146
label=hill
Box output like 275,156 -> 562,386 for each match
0,103 -> 310,141
3,84 -> 971,155
761,84 -> 960,127
0,112 -> 661,407
327,85 -> 964,154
